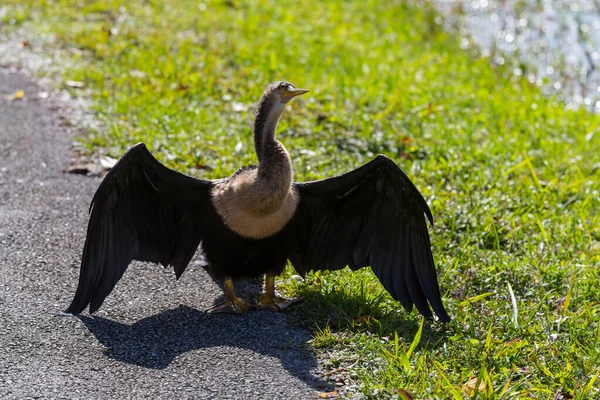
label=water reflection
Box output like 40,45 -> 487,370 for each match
435,0 -> 600,112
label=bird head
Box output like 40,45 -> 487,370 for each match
266,81 -> 309,104
253,81 -> 310,156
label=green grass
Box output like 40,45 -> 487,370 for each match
3,0 -> 600,398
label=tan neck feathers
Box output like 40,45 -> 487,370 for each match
211,164 -> 298,239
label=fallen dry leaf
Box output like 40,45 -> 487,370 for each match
4,89 -> 24,100
66,163 -> 102,176
21,40 -> 30,48
506,337 -> 522,346
99,156 -> 118,170
323,359 -> 360,378
65,80 -> 85,88
516,366 -> 531,374
231,101 -> 248,112
554,389 -> 573,400
400,152 -> 414,161
353,315 -> 374,324
334,376 -> 345,385
130,69 -> 146,78
194,162 -> 212,170
318,390 -> 338,399
462,376 -> 485,395
397,388 -> 414,400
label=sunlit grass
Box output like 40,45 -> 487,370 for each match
2,0 -> 599,397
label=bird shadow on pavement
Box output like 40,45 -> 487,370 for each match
78,304 -> 333,392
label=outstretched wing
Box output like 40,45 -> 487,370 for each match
65,143 -> 213,314
290,155 -> 450,322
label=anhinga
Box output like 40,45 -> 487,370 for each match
65,81 -> 451,322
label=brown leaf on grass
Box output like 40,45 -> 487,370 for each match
65,80 -> 85,88
397,388 -> 414,400
318,390 -> 338,398
232,102 -> 248,112
553,389 -> 573,400
505,337 -> 522,346
462,376 -> 485,395
400,151 -> 413,161
194,162 -> 212,170
4,90 -> 24,100
323,359 -> 360,377
353,315 -> 374,325
66,155 -> 113,176
130,69 -> 147,78
66,163 -> 102,176
99,156 -> 118,170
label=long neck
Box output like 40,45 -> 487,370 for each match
252,97 -> 293,202
253,98 -> 285,162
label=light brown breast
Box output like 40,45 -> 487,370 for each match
210,168 -> 299,239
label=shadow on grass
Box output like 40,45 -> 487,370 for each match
79,304 -> 332,392
289,280 -> 451,351
202,264 -> 449,349
216,272 -> 451,352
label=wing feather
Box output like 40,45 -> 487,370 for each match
391,227 -> 413,312
65,143 -> 212,314
404,225 -> 433,319
291,155 -> 450,322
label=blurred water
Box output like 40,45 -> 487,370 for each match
434,0 -> 600,112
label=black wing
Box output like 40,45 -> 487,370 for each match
65,143 -> 213,314
290,155 -> 450,322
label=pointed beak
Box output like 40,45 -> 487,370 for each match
289,88 -> 310,96
282,88 -> 310,103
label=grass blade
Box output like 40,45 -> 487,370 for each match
507,283 -> 519,329
406,317 -> 424,360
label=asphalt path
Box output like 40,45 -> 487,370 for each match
0,70 -> 328,399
